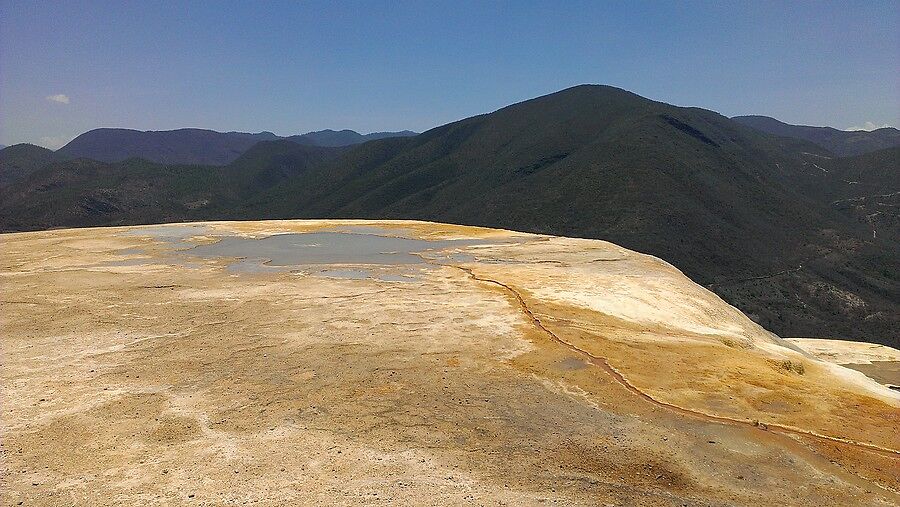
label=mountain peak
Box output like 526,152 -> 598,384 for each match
0,142 -> 68,186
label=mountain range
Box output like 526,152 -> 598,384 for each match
732,115 -> 900,157
288,129 -> 418,148
53,127 -> 416,166
0,85 -> 897,346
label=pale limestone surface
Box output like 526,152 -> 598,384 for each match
787,338 -> 900,365
787,338 -> 900,390
2,220 -> 898,506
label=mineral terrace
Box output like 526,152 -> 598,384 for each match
1,220 -> 898,506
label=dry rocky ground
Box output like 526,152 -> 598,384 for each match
1,220 -> 897,506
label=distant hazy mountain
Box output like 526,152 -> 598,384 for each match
57,128 -> 280,166
290,129 -> 417,147
1,85 -> 896,346
0,143 -> 69,187
732,115 -> 900,157
56,127 -> 416,166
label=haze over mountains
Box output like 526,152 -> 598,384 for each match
54,127 -> 417,166
732,115 -> 900,157
0,85 -> 897,346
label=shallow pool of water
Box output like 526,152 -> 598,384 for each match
185,232 -> 485,266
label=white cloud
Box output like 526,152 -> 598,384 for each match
46,94 -> 70,104
845,121 -> 894,132
39,136 -> 71,150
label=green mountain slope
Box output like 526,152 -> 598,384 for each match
817,147 -> 900,239
0,143 -> 69,187
0,158 -> 224,229
0,141 -> 343,230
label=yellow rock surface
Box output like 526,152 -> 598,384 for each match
2,220 -> 897,506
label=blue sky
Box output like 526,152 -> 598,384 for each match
1,0 -> 897,148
